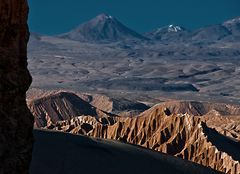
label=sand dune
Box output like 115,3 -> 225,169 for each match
30,129 -> 222,174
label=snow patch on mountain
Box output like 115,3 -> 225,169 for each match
168,25 -> 182,32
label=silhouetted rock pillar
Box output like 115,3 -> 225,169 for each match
0,0 -> 34,173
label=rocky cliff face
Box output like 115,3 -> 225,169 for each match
0,0 -> 33,173
49,106 -> 240,174
29,91 -> 240,173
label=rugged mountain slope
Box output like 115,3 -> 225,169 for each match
145,17 -> 240,43
133,100 -> 240,141
144,25 -> 190,42
78,93 -> 150,116
190,25 -> 231,42
185,17 -> 240,42
28,91 -> 150,127
0,0 -> 34,173
31,129 -> 222,174
223,17 -> 240,41
29,91 -> 240,173
28,91 -> 110,127
46,105 -> 240,174
203,114 -> 240,141
145,101 -> 240,141
59,13 -> 148,43
151,100 -> 240,116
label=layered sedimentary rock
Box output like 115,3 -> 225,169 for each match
28,91 -> 149,127
150,101 -> 240,141
153,101 -> 240,116
50,106 -> 240,174
0,0 -> 33,173
28,92 -> 97,127
138,101 -> 240,141
28,91 -> 240,173
203,113 -> 240,141
27,90 -> 149,120
78,93 -> 150,116
28,91 -> 117,127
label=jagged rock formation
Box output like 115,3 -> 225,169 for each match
203,114 -> 240,141
145,101 -> 240,141
49,106 -> 240,174
0,0 -> 33,173
49,115 -> 117,134
28,91 -> 240,173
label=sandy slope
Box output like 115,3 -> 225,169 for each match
30,130 -> 222,174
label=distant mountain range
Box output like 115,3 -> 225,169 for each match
58,13 -> 148,43
44,13 -> 240,43
146,16 -> 240,43
27,14 -> 240,105
144,25 -> 190,42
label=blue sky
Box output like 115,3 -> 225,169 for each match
28,0 -> 240,35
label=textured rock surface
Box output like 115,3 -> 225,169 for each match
28,91 -> 117,127
27,90 -> 150,117
29,91 -> 240,173
204,114 -> 240,141
76,92 -> 150,116
27,91 -> 149,127
28,92 -> 97,127
50,106 -> 240,174
152,101 -> 240,116
138,101 -> 240,141
0,0 -> 33,173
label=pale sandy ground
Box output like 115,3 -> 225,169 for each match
30,129 -> 223,174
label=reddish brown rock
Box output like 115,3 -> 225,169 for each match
51,106 -> 240,174
29,91 -> 240,173
0,0 -> 33,173
28,91 -> 118,128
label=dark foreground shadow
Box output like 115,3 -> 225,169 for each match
202,122 -> 240,161
30,129 -> 222,174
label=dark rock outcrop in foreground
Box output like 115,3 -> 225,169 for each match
0,0 -> 33,173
